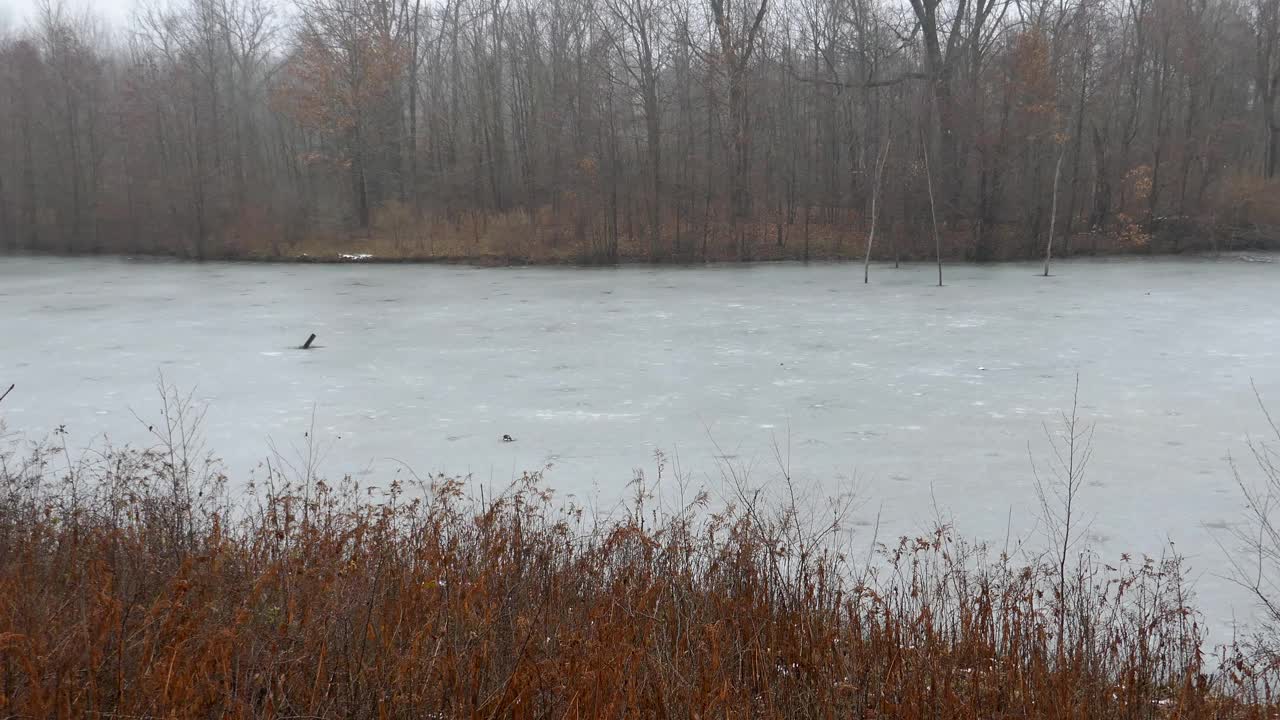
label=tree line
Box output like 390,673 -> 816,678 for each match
0,0 -> 1277,262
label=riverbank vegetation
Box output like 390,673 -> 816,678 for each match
1,0 -> 1279,264
3,386 -> 1280,718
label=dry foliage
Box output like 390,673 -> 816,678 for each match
1,387 -> 1278,719
1215,175 -> 1280,228
239,206 -> 1130,265
220,197 -> 1266,265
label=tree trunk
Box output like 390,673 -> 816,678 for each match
1044,149 -> 1065,276
863,138 -> 891,283
729,77 -> 751,221
1089,125 -> 1111,229
409,0 -> 421,205
923,133 -> 943,286
646,84 -> 661,259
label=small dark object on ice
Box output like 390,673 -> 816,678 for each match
502,434 -> 515,443
0,384 -> 12,405
302,333 -> 317,350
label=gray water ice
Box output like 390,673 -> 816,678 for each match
1,254 -> 1278,641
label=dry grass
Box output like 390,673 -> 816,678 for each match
1,387 -> 1278,719
209,201 -> 1230,265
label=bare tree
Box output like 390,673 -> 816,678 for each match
906,0 -> 967,211
922,131 -> 942,286
0,0 -> 1271,261
1043,146 -> 1065,277
1259,0 -> 1280,177
1223,386 -> 1280,659
708,0 -> 768,228
862,136 -> 890,283
1031,376 -> 1095,655
604,0 -> 666,258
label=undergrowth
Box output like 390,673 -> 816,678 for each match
1,385 -> 1278,719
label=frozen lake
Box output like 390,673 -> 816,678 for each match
2,254 -> 1278,639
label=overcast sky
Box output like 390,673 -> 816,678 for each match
3,0 -> 306,35
3,0 -> 177,29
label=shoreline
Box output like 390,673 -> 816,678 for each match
5,243 -> 1276,269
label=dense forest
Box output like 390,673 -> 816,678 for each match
0,0 -> 1277,262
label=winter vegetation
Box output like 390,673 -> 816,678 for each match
0,0 -> 1278,263
5,0 -> 1280,713
2,383 -> 1280,717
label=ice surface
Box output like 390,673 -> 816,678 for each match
1,254 -> 1277,643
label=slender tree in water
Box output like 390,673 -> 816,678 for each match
922,130 -> 943,287
864,137 -> 892,284
1044,148 -> 1066,277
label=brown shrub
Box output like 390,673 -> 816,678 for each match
1,389 -> 1277,719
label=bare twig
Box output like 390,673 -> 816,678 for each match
1030,374 -> 1095,655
